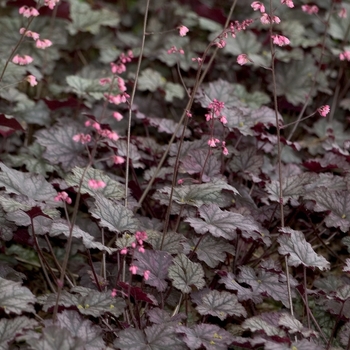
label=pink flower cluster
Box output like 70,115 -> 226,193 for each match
110,50 -> 133,75
54,191 -> 72,205
167,46 -> 185,55
85,120 -> 119,141
88,179 -> 106,190
12,55 -> 33,65
301,5 -> 319,14
178,25 -> 189,37
318,105 -> 330,117
19,6 -> 39,17
72,133 -> 91,144
340,51 -> 350,61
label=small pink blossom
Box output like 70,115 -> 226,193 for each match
129,265 -> 138,274
110,62 -> 126,74
113,112 -> 123,121
251,1 -> 265,12
192,57 -> 203,64
339,7 -> 347,18
208,99 -> 225,116
260,13 -> 270,24
237,54 -> 249,65
281,0 -> 294,8
208,137 -> 220,147
92,122 -> 101,131
138,246 -> 145,253
54,191 -> 72,205
88,179 -> 106,190
273,15 -> 281,24
36,39 -> 52,49
99,78 -> 111,86
120,247 -> 128,255
85,121 -> 91,127
20,28 -> 40,40
19,6 -> 39,17
186,110 -> 192,118
26,75 -> 37,86
220,116 -> 227,124
301,5 -> 319,14
178,179 -> 184,185
98,130 -> 119,141
272,34 -> 290,46
340,51 -> 350,61
118,77 -> 127,92
44,0 -> 59,10
178,25 -> 189,37
318,105 -> 330,117
144,270 -> 150,280
136,231 -> 147,243
216,39 -> 226,48
111,289 -> 117,297
112,155 -> 125,164
72,133 -> 91,144
205,113 -> 212,121
12,54 -> 33,65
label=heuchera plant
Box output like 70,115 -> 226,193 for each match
1,0 -> 350,349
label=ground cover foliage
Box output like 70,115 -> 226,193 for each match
1,0 -> 350,349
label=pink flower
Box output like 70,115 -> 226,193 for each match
237,54 -> 250,65
192,57 -> 203,64
251,1 -> 265,12
117,77 -> 126,92
72,133 -> 91,144
281,0 -> 294,8
178,179 -> 184,185
88,179 -> 106,190
19,6 -> 39,17
220,116 -> 227,124
20,28 -> 40,40
272,34 -> 290,46
135,231 -> 147,242
26,75 -> 37,86
339,7 -> 347,18
208,138 -> 220,147
111,289 -> 117,297
216,39 -> 226,48
12,55 -> 33,65
129,265 -> 138,274
112,155 -> 125,164
138,246 -> 145,253
36,39 -> 52,49
260,13 -> 270,24
110,62 -> 126,74
54,191 -> 72,205
208,99 -> 225,116
301,5 -> 319,14
144,270 -> 150,280
178,25 -> 189,36
318,105 -> 330,117
99,78 -> 111,86
340,51 -> 350,61
113,112 -> 123,121
186,110 -> 192,118
44,0 -> 59,9
120,247 -> 128,255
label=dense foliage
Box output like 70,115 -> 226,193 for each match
1,0 -> 350,349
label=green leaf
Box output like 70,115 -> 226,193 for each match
0,317 -> 37,350
146,230 -> 186,254
242,314 -> 286,337
66,167 -> 125,200
66,76 -> 109,99
67,0 -> 120,35
89,194 -> 139,233
168,254 -> 205,294
138,68 -> 165,92
196,290 -> 246,320
0,277 -> 36,314
0,162 -> 56,202
278,227 -> 330,271
164,82 -> 185,102
56,310 -> 105,349
114,328 -> 148,350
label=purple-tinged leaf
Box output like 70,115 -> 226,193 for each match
336,285 -> 350,301
133,250 -> 173,292
0,316 -> 37,350
278,227 -> 330,270
0,162 -> 57,202
278,313 -> 318,338
35,120 -> 87,171
313,275 -> 343,293
56,310 -> 105,350
230,336 -> 266,348
114,328 -> 148,350
266,173 -> 317,204
238,266 -> 290,307
71,287 -> 125,317
146,230 -> 186,254
265,339 -> 322,350
116,140 -> 144,169
0,277 -> 35,314
168,254 -> 205,294
305,189 -> 350,232
26,326 -> 85,350
180,149 -> 221,181
66,167 -> 125,200
159,180 -> 238,208
195,290 -> 246,320
147,308 -> 186,325
40,290 -> 78,311
89,194 -> 139,233
176,323 -> 235,350
190,235 -> 235,268
242,314 -> 286,338
115,324 -> 185,350
186,204 -> 269,244
50,220 -> 117,253
0,207 -> 16,241
230,147 -> 263,179
260,259 -> 282,272
219,272 -> 263,304
149,117 -> 191,138
339,322 -> 350,347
